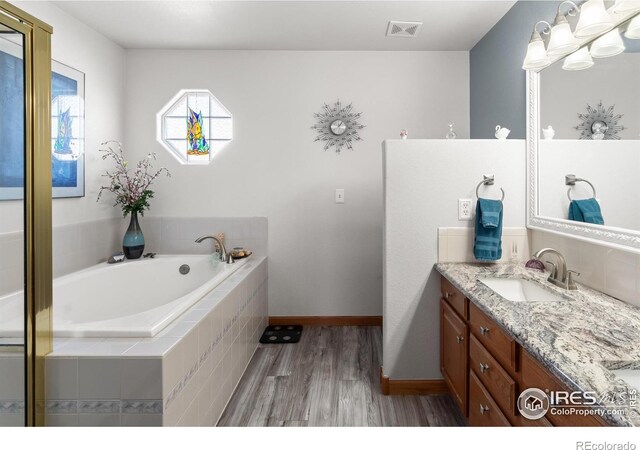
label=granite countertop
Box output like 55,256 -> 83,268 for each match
435,262 -> 640,427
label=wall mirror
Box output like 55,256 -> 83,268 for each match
527,4 -> 640,252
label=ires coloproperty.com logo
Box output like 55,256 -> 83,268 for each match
517,387 -> 636,421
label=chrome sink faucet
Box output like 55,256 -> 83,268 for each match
195,235 -> 234,264
532,248 -> 579,290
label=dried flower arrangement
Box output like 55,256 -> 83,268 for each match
97,140 -> 171,216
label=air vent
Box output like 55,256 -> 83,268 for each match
386,21 -> 423,38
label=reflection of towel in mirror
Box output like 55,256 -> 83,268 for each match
473,199 -> 503,261
568,198 -> 604,225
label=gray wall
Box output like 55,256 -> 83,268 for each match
470,1 -> 558,139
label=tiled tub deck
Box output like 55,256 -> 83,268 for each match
43,257 -> 268,426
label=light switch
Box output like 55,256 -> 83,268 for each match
335,189 -> 345,204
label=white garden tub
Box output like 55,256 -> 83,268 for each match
0,254 -> 247,338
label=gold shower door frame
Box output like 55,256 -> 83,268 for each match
0,1 -> 53,427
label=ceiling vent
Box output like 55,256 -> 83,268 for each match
386,21 -> 423,38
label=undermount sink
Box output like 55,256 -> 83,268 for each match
611,369 -> 640,391
478,278 -> 567,303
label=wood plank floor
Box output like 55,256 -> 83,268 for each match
218,326 -> 466,427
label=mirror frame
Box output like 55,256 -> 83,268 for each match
526,70 -> 640,252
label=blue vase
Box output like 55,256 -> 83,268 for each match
123,211 -> 145,259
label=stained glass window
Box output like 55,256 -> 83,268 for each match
158,89 -> 232,164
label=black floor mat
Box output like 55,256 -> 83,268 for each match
259,325 -> 303,344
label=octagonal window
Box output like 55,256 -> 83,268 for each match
157,89 -> 232,164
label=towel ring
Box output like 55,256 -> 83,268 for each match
475,175 -> 505,202
565,174 -> 596,201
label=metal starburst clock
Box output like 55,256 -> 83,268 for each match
311,100 -> 365,154
575,101 -> 625,140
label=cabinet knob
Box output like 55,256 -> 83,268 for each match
480,326 -> 490,336
479,363 -> 489,373
480,404 -> 490,415
456,335 -> 464,344
443,292 -> 453,300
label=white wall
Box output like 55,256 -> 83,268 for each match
538,140 -> 640,230
0,1 -> 126,233
540,53 -> 640,140
383,139 -> 526,380
124,50 -> 470,317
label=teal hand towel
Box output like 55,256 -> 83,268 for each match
474,199 -> 503,261
568,198 -> 604,225
478,198 -> 502,228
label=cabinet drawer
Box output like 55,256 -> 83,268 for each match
440,299 -> 468,415
469,334 -> 516,416
469,302 -> 517,371
520,349 -> 605,427
468,371 -> 511,427
441,277 -> 468,320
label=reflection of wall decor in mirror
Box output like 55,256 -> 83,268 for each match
526,5 -> 640,251
0,33 -> 86,200
446,123 -> 457,139
575,101 -> 625,140
311,100 -> 365,154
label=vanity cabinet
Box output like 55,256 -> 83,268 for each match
520,349 -> 605,427
440,299 -> 468,416
468,371 -> 511,426
440,276 -> 605,427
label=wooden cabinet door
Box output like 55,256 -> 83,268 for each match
440,299 -> 468,416
469,334 -> 517,416
468,371 -> 512,426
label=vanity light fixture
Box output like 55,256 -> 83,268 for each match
624,13 -> 640,38
590,28 -> 626,57
562,46 -> 595,70
522,21 -> 552,70
574,0 -> 614,38
612,0 -> 640,14
547,2 -> 580,57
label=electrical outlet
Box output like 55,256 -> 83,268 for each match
458,199 -> 472,220
335,189 -> 345,204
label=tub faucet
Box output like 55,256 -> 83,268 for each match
195,235 -> 234,264
532,248 -> 579,290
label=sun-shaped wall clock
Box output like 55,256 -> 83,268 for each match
575,101 -> 625,140
311,100 -> 365,154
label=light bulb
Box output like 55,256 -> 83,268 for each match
522,30 -> 551,70
547,13 -> 580,56
562,46 -> 595,70
591,28 -> 625,58
625,14 -> 640,38
575,0 -> 614,38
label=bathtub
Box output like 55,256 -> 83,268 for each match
0,254 -> 248,338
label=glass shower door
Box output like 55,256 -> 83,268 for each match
0,21 -> 27,427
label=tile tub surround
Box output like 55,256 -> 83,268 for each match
0,216 -> 267,297
44,257 -> 268,427
0,352 -> 24,427
435,262 -> 640,426
137,216 -> 267,260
